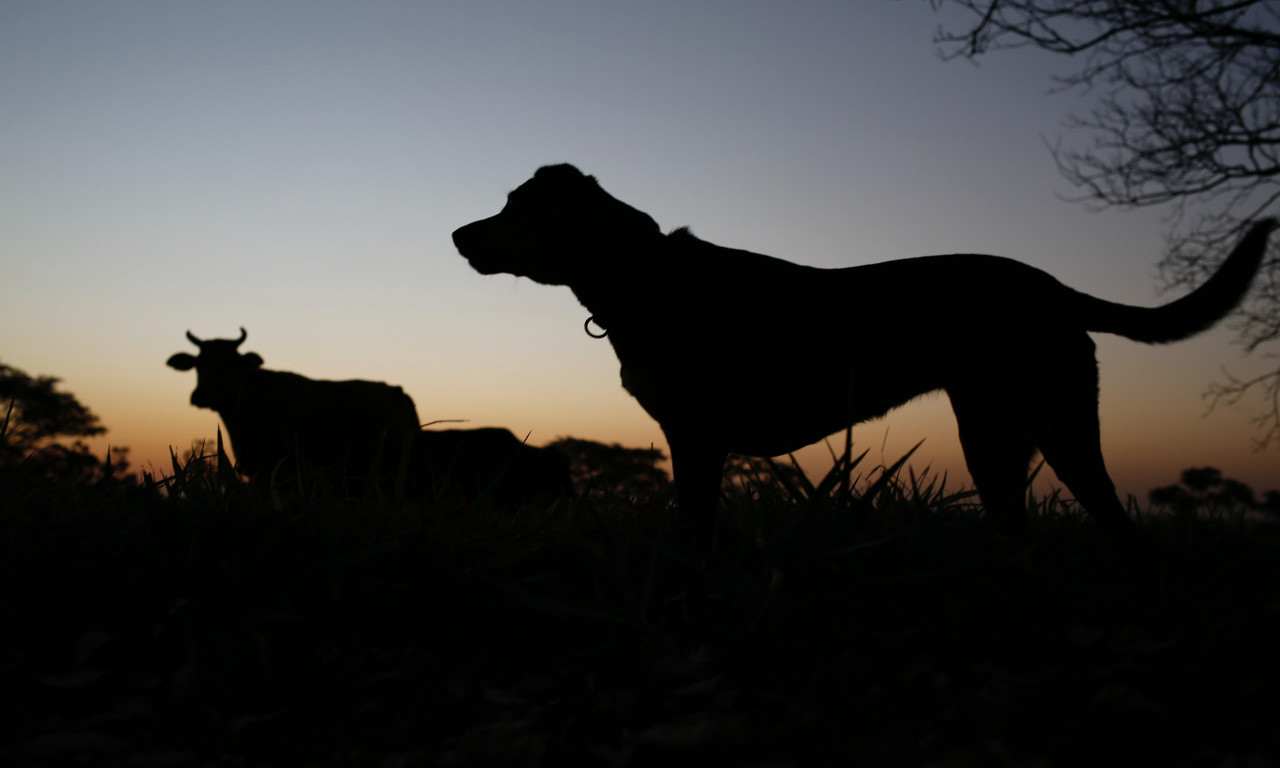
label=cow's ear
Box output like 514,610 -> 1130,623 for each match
167,353 -> 197,371
243,352 -> 264,368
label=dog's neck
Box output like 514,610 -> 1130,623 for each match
571,282 -> 638,335
566,231 -> 673,333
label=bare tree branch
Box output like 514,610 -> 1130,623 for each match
933,0 -> 1280,446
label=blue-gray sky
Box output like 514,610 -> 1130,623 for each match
2,1 -> 1274,496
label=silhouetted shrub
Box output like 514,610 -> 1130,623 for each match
1148,466 -> 1276,518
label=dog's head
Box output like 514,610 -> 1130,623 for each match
452,164 -> 661,286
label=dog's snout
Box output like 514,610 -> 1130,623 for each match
452,218 -> 505,275
453,217 -> 499,257
451,223 -> 474,253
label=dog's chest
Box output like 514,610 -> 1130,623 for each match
616,348 -> 694,424
619,363 -> 659,408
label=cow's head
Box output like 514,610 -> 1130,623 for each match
166,327 -> 264,410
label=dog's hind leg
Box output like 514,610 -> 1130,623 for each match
667,435 -> 728,549
1033,370 -> 1144,548
948,389 -> 1037,534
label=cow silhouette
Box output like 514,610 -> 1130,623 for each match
411,427 -> 571,510
167,328 -> 420,487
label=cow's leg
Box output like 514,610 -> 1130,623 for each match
667,434 -> 727,551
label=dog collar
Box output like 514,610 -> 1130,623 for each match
584,316 -> 608,339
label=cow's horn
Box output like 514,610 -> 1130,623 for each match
235,327 -> 247,346
186,330 -> 203,346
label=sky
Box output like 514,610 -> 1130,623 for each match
1,1 -> 1276,500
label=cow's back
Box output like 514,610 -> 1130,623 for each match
226,370 -> 420,480
411,428 -> 570,509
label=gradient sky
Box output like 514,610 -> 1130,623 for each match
2,1 -> 1276,499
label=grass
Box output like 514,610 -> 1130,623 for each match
3,439 -> 1280,766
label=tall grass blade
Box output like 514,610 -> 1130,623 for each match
811,445 -> 870,504
1,399 -> 14,444
169,445 -> 182,477
764,454 -> 811,504
863,439 -> 925,505
839,425 -> 854,510
215,427 -> 237,486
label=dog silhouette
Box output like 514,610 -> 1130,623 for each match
454,164 -> 1274,547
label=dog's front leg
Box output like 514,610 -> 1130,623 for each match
667,436 -> 728,551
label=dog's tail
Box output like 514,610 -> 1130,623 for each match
1079,218 -> 1275,344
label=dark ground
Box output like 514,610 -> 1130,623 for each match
3,473 -> 1279,767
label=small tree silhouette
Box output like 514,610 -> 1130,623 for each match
546,437 -> 669,504
1262,490 -> 1280,517
1149,466 -> 1275,518
0,360 -> 128,482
